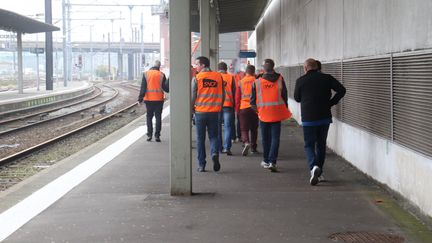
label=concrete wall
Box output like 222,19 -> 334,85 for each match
257,0 -> 432,64
256,0 -> 432,217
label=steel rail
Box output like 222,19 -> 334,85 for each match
0,86 -> 103,126
0,85 -> 118,137
0,101 -> 139,166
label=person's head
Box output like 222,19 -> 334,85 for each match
218,62 -> 228,72
153,60 -> 161,69
316,60 -> 322,72
195,56 -> 210,72
263,58 -> 275,72
303,58 -> 318,73
245,65 -> 256,75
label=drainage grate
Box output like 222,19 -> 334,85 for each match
329,232 -> 404,243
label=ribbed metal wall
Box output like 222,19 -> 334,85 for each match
393,53 -> 432,157
342,57 -> 392,139
284,52 -> 432,157
321,62 -> 343,120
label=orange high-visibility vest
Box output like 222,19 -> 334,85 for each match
143,70 -> 164,101
239,75 -> 256,110
195,71 -> 223,112
256,75 -> 292,122
221,73 -> 234,108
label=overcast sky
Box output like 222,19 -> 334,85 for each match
1,0 -> 162,43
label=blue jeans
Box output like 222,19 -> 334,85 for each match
195,112 -> 220,168
302,124 -> 330,171
218,107 -> 234,151
260,121 -> 281,164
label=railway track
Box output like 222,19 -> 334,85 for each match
0,101 -> 138,166
0,85 -> 117,136
0,82 -> 141,166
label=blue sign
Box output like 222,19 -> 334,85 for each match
238,51 -> 256,58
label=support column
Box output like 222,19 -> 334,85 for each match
209,4 -> 218,70
118,53 -> 123,80
127,53 -> 134,81
200,0 -> 210,58
45,0 -> 54,90
169,0 -> 192,195
17,32 -> 23,94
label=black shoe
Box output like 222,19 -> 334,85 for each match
251,149 -> 259,154
226,150 -> 232,156
212,154 -> 220,172
197,167 -> 205,172
146,136 -> 152,142
155,137 -> 161,142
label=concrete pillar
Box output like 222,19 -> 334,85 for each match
45,0 -> 54,90
17,32 -> 23,94
200,0 -> 210,58
209,5 -> 218,70
117,53 -> 123,80
169,0 -> 192,195
127,53 -> 134,81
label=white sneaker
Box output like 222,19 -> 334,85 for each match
268,163 -> 278,172
310,166 -> 321,186
242,143 -> 250,156
260,161 -> 270,168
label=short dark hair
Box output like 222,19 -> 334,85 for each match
246,65 -> 256,75
196,56 -> 210,68
218,62 -> 227,71
316,60 -> 322,71
263,58 -> 275,72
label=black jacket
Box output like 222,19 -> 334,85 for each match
251,72 -> 288,107
294,70 -> 345,122
138,67 -> 169,102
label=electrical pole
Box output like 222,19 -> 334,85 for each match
45,0 -> 54,90
108,32 -> 111,80
62,0 -> 67,86
90,25 -> 93,81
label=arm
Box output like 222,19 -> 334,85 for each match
294,78 -> 301,102
231,76 -> 236,107
191,77 -> 198,112
138,73 -> 147,102
250,83 -> 257,112
220,75 -> 225,109
281,77 -> 288,107
329,75 -> 346,106
162,74 -> 169,93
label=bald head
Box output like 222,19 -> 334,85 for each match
153,60 -> 161,69
303,58 -> 318,73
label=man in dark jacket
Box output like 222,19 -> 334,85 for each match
138,60 -> 169,142
294,58 -> 345,185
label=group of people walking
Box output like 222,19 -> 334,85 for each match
138,56 -> 345,186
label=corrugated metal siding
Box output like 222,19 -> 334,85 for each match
393,53 -> 432,157
322,62 -> 343,120
342,57 -> 392,139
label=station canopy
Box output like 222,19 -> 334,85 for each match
191,0 -> 270,33
0,8 -> 60,34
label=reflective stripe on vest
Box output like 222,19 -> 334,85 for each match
239,75 -> 256,110
195,71 -> 223,112
143,70 -> 164,101
221,73 -> 234,107
256,75 -> 292,122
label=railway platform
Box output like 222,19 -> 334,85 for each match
0,81 -> 93,115
0,105 -> 430,242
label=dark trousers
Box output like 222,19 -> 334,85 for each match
145,101 -> 164,138
260,121 -> 281,164
302,124 -> 330,171
239,107 -> 258,150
